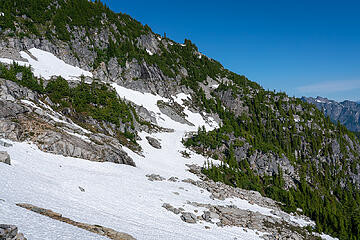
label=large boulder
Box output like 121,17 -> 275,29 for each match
146,136 -> 161,149
0,151 -> 10,165
180,212 -> 197,224
0,224 -> 27,240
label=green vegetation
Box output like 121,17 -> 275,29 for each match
185,83 -> 360,239
354,132 -> 360,140
0,62 -> 139,143
0,62 -> 45,92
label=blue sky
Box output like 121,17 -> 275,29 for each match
102,0 -> 360,102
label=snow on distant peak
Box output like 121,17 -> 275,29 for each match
0,48 -> 92,80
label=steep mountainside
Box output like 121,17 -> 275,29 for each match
0,1 -> 359,240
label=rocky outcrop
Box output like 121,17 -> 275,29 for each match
0,79 -> 37,102
157,100 -> 194,126
184,164 -> 279,209
0,224 -> 27,240
158,164 -> 318,239
0,140 -> 12,147
0,80 -> 135,166
180,212 -> 197,224
145,136 -> 161,149
33,129 -> 134,165
146,174 -> 165,181
16,203 -> 135,240
186,202 -> 317,240
0,151 -> 10,165
162,203 -> 182,215
0,100 -> 29,119
216,88 -> 249,116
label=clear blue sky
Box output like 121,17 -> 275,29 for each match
102,0 -> 360,102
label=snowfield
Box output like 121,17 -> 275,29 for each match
0,48 -> 92,80
0,82 -> 266,239
0,48 -> 336,240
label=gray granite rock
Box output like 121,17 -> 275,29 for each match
0,151 -> 10,165
180,212 -> 197,224
146,136 -> 161,149
0,140 -> 12,147
0,224 -> 27,240
146,174 -> 165,181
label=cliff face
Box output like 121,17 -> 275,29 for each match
302,96 -> 360,132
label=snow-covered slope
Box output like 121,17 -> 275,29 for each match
0,48 -> 92,80
0,48 -> 336,240
0,88 -> 265,239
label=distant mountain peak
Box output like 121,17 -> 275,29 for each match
303,96 -> 360,132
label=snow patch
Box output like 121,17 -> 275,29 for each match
111,83 -> 217,131
320,233 -> 338,240
18,48 -> 92,80
0,58 -> 30,67
146,49 -> 154,56
0,48 -> 92,80
172,93 -> 191,105
289,215 -> 315,227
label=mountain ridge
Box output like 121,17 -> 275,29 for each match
302,96 -> 360,132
